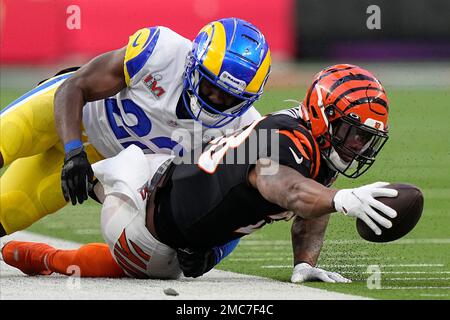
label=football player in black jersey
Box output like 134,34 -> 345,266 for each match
2,65 -> 397,282
155,64 -> 396,280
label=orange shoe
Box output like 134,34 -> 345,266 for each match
1,241 -> 55,276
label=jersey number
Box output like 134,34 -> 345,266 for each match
198,117 -> 265,173
105,98 -> 183,156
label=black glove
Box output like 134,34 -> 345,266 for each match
176,247 -> 217,278
61,146 -> 94,205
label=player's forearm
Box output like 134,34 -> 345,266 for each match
54,78 -> 85,144
291,215 -> 330,266
284,179 -> 337,219
54,49 -> 126,146
253,162 -> 337,219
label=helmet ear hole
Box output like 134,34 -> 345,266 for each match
325,105 -> 336,119
326,106 -> 334,115
349,113 -> 361,122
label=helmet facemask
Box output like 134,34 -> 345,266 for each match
182,53 -> 260,128
321,107 -> 389,178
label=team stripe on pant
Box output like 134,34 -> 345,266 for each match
113,230 -> 151,279
0,73 -> 73,117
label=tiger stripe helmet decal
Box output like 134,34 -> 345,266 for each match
301,64 -> 390,178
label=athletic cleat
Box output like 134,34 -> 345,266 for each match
1,241 -> 54,276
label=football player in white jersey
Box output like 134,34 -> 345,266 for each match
0,18 -> 270,237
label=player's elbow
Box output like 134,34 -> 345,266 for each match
54,75 -> 86,106
56,74 -> 83,94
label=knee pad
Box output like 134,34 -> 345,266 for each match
0,118 -> 32,165
37,172 -> 66,213
0,175 -> 65,234
0,191 -> 40,234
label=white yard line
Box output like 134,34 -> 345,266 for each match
318,264 -> 445,268
260,263 -> 420,269
334,257 -> 396,261
74,229 -> 102,235
239,240 -> 292,246
231,251 -> 370,256
231,257 -> 295,262
231,257 -> 397,262
320,257 -> 397,261
341,277 -> 450,282
342,271 -> 450,274
0,231 -> 368,300
239,238 -> 450,246
380,287 -> 450,290
386,278 -> 450,281
327,239 -> 450,245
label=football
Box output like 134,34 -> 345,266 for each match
356,183 -> 424,242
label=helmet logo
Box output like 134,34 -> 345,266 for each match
196,39 -> 209,60
195,30 -> 211,61
364,118 -> 385,131
219,71 -> 246,93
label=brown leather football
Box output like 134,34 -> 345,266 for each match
356,183 -> 424,242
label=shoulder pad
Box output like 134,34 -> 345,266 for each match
124,27 -> 161,86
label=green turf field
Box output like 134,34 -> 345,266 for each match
1,86 -> 449,300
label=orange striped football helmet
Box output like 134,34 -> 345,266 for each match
301,64 -> 389,178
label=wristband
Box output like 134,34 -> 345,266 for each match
64,139 -> 83,153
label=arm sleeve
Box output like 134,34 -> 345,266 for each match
212,238 -> 240,265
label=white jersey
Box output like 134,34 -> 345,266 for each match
82,26 -> 261,159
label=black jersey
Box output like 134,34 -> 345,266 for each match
154,112 -> 337,248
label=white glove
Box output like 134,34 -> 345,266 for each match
333,181 -> 398,236
291,263 -> 351,283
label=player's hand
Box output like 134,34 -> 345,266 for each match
61,146 -> 94,205
176,247 -> 216,278
333,181 -> 398,235
291,262 -> 351,283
